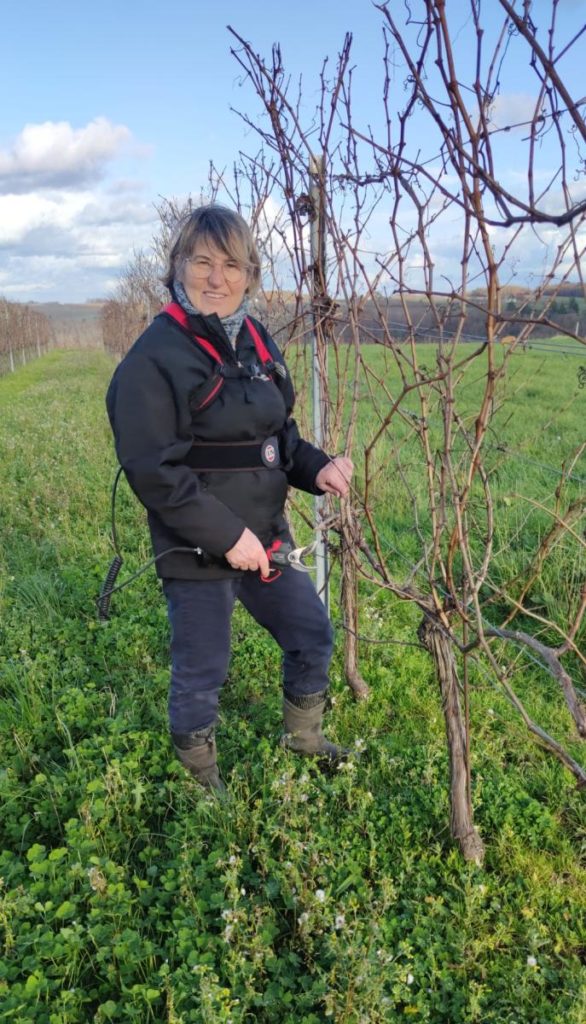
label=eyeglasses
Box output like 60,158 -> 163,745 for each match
186,256 -> 248,283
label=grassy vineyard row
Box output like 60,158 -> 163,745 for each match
0,350 -> 584,1023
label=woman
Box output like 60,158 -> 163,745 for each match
106,205 -> 353,791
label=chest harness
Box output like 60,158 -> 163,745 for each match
162,302 -> 286,473
97,307 -> 290,618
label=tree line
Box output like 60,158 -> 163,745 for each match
0,298 -> 53,374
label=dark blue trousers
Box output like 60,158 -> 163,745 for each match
162,568 -> 334,733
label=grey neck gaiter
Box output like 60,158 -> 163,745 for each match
173,278 -> 251,345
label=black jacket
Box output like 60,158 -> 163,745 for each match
105,309 -> 329,579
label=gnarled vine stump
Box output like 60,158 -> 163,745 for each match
418,617 -> 485,864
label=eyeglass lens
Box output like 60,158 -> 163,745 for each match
189,258 -> 245,282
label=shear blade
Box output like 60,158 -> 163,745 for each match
288,540 -> 317,571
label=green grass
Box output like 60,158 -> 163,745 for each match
0,349 -> 585,1023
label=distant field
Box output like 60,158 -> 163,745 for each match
0,349 -> 584,1023
35,301 -> 106,323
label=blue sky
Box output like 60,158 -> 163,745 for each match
0,0 -> 584,302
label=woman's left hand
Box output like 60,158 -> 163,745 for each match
315,457 -> 354,498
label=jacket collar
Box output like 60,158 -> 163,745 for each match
185,310 -> 239,365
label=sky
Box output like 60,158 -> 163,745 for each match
0,0 -> 585,303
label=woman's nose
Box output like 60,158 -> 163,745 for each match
207,262 -> 225,287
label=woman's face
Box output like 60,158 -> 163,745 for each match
180,238 -> 249,318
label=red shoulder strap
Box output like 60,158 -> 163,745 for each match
245,317 -> 273,366
162,304 -> 273,368
161,302 -> 223,365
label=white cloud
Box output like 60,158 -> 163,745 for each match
0,191 -> 91,246
0,117 -> 157,300
0,193 -> 157,300
488,93 -> 544,132
0,189 -> 155,252
0,117 -> 131,192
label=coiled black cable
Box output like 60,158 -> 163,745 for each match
97,554 -> 124,622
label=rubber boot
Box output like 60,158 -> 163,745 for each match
281,690 -> 347,762
171,726 -> 226,793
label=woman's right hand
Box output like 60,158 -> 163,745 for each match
225,528 -> 271,578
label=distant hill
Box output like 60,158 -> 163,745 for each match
29,302 -> 106,348
33,301 -> 106,324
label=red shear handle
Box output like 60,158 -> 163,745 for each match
265,539 -> 293,565
261,539 -> 290,583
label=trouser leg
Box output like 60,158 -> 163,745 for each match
162,578 -> 237,734
238,567 -> 334,698
239,569 -> 346,759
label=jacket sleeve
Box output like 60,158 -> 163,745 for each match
106,353 -> 246,557
260,325 -> 331,494
281,418 -> 330,493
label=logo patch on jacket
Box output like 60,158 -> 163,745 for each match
261,439 -> 279,467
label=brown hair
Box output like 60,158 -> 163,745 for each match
161,205 -> 261,294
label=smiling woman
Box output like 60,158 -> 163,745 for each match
105,203 -> 354,791
181,246 -> 249,318
160,206 -> 262,324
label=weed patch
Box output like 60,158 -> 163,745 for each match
0,351 -> 584,1022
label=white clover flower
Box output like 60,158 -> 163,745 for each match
315,889 -> 326,902
87,867 -> 107,894
240,887 -> 246,895
526,955 -> 537,967
299,793 -> 308,802
221,909 -> 234,920
335,914 -> 345,930
299,773 -> 309,784
406,973 -> 414,986
298,912 -> 309,926
223,925 -> 234,942
354,738 -> 366,752
228,855 -> 237,865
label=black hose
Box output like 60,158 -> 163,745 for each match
110,466 -> 124,556
97,467 -> 126,621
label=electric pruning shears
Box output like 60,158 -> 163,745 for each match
263,539 -> 318,582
